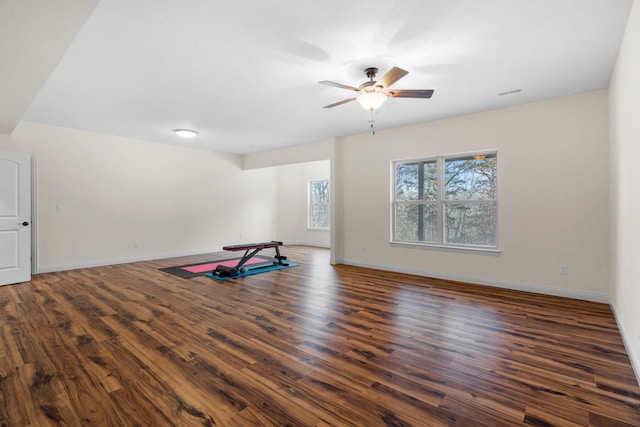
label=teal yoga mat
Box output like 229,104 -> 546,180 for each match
205,262 -> 298,281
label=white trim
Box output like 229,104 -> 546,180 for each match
31,155 -> 38,274
283,241 -> 330,249
338,258 -> 610,303
610,303 -> 640,386
392,149 -> 499,166
390,241 -> 501,254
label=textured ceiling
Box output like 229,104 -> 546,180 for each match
18,0 -> 634,154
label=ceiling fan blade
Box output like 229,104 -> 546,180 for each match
389,89 -> 434,98
319,80 -> 361,92
376,67 -> 409,89
323,97 -> 357,108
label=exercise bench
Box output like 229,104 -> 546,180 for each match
213,241 -> 288,277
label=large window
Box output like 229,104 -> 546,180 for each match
309,180 -> 330,230
393,152 -> 497,249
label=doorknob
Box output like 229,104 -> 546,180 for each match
21,221 -> 29,226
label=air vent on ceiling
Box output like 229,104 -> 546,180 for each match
498,89 -> 523,96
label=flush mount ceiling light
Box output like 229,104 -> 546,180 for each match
174,129 -> 198,138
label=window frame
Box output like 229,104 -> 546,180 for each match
308,179 -> 330,231
391,151 -> 499,252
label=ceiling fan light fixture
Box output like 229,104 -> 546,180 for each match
356,91 -> 388,111
174,129 -> 198,138
320,66 -> 433,113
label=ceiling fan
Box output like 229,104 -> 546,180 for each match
319,66 -> 434,111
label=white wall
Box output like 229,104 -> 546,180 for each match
276,160 -> 330,247
335,91 -> 610,302
609,0 -> 640,381
1,122 -> 278,272
243,139 -> 332,170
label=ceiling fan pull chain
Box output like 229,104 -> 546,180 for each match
370,110 -> 375,135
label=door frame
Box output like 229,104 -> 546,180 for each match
30,155 -> 37,274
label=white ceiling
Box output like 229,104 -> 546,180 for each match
0,0 -> 99,134
13,0 -> 635,154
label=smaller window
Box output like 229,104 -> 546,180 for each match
309,180 -> 330,230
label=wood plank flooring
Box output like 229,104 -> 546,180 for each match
1,246 -> 639,426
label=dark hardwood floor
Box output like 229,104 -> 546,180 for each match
0,246 -> 638,426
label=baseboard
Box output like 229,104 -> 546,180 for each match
609,302 -> 640,386
339,259 -> 610,304
283,241 -> 330,249
37,248 -> 222,274
36,243 -> 328,274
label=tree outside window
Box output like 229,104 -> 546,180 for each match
393,153 -> 497,249
309,180 -> 330,230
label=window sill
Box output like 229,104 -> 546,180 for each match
390,241 -> 501,255
308,228 -> 330,232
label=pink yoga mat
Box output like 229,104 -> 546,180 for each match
181,257 -> 270,273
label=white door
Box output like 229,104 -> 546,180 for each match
0,151 -> 31,286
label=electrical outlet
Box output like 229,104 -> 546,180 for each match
134,241 -> 140,248
559,264 -> 568,275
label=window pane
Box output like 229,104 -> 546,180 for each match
395,203 -> 418,241
395,163 -> 419,200
445,155 -> 497,200
311,203 -> 330,228
422,161 -> 438,200
444,202 -> 497,246
394,203 -> 437,242
395,161 -> 438,201
311,180 -> 329,203
421,203 -> 438,242
310,180 -> 330,229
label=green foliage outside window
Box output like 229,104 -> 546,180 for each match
394,154 -> 497,248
